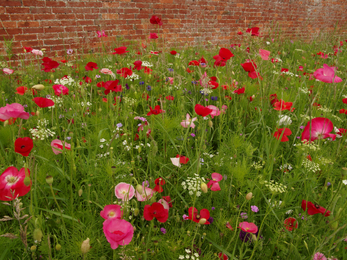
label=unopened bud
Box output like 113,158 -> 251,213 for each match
55,244 -> 62,251
4,120 -> 9,126
134,208 -> 140,216
31,245 -> 37,252
36,110 -> 40,116
136,184 -> 143,194
46,176 -> 53,185
208,120 -> 213,128
199,218 -> 207,225
201,183 -> 208,193
81,238 -> 90,254
78,189 -> 83,197
246,192 -> 253,200
32,84 -> 45,90
138,147 -> 142,153
24,176 -> 31,186
33,228 -> 43,242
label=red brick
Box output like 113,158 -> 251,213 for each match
15,34 -> 37,41
18,21 -> 40,28
44,27 -> 65,33
30,7 -> 52,13
52,8 -> 73,13
0,0 -> 22,7
2,21 -> 17,28
102,13 -> 119,19
23,0 -> 45,7
6,7 -> 30,13
46,1 -> 66,7
11,14 -> 34,20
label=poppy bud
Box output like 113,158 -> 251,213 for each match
134,208 -> 140,216
33,228 -> 43,242
4,120 -> 9,126
246,192 -> 253,200
138,147 -> 141,153
78,189 -> 83,197
81,238 -> 90,254
208,120 -> 213,128
31,245 -> 37,252
199,218 -> 207,225
135,184 -> 143,194
149,196 -> 156,204
55,244 -> 62,251
32,84 -> 45,90
201,183 -> 208,193
46,176 -> 53,185
23,176 -> 31,186
36,110 -> 40,116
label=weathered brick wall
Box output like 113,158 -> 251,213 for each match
0,0 -> 347,61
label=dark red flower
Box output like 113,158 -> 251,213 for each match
112,46 -> 129,55
237,31 -> 243,35
301,200 -> 330,217
284,217 -> 298,231
176,155 -> 189,164
165,95 -> 174,101
85,62 -> 98,71
103,80 -> 122,95
234,87 -> 245,95
273,128 -> 292,142
147,105 -> 164,116
219,48 -> 234,60
188,207 -> 210,225
198,56 -> 207,64
133,61 -> 142,71
337,128 -> 347,137
153,177 -> 166,193
41,57 -> 59,72
144,202 -> 168,223
208,81 -> 219,89
270,93 -> 278,105
170,50 -> 177,55
241,61 -> 257,72
194,104 -> 212,117
23,46 -> 33,53
142,93 -> 150,101
246,27 -> 260,36
32,97 -> 55,108
339,108 -> 347,114
342,98 -> 347,104
162,196 -> 173,208
189,60 -> 199,66
117,67 -> 132,78
150,15 -> 163,26
218,253 -> 228,260
144,67 -> 152,74
83,76 -> 92,83
14,137 -> 33,157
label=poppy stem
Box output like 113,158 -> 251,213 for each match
17,119 -> 23,138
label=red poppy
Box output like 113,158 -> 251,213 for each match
170,50 -> 177,55
237,31 -> 243,35
117,68 -> 132,78
153,177 -> 166,193
246,47 -> 250,53
147,105 -> 164,116
339,109 -> 347,114
225,95 -> 232,100
144,67 -> 152,74
208,81 -> 219,89
142,93 -> 150,101
246,27 -> 260,36
186,68 -> 194,73
23,46 -> 33,53
226,222 -> 234,230
284,217 -> 298,231
112,46 -> 129,55
61,59 -> 67,63
194,104 -> 212,117
218,253 -> 228,260
14,137 -> 33,157
189,60 -> 199,66
150,15 -> 163,26
67,118 -> 74,124
149,33 -> 158,39
133,61 -> 142,71
269,93 -> 278,105
144,202 -> 168,223
273,100 -> 294,111
176,155 -> 189,164
198,56 -> 207,64
85,62 -> 98,71
301,200 -> 330,217
342,98 -> 347,104
16,86 -> 28,95
188,207 -> 210,225
234,87 -> 245,95
337,128 -> 347,137
103,80 -> 122,95
41,57 -> 59,72
273,128 -> 292,142
162,196 -> 173,208
165,95 -> 174,101
83,76 -> 92,83
32,97 -> 55,108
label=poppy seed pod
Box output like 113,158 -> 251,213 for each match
23,176 -> 31,186
201,183 -> 208,193
208,120 -> 213,128
55,244 -> 62,251
78,189 -> 83,197
246,192 -> 253,200
81,238 -> 90,254
32,84 -> 45,90
46,176 -> 53,185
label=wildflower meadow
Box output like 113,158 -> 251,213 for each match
1,16 -> 347,260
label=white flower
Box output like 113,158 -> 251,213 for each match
185,255 -> 190,259
179,256 -> 185,260
194,253 -> 199,257
342,180 -> 347,185
99,145 -> 104,148
266,41 -> 270,45
170,158 -> 181,168
277,115 -> 292,126
285,209 -> 293,214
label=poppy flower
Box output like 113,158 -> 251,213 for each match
176,155 -> 189,164
14,137 -> 33,157
189,60 -> 200,66
41,57 -> 59,72
153,177 -> 165,193
100,204 -> 123,220
194,104 -> 212,117
234,87 -> 245,95
135,186 -> 155,201
273,100 -> 294,111
313,64 -> 342,83
150,15 -> 163,26
103,218 -> 134,249
246,27 -> 260,36
342,98 -> 347,104
100,68 -> 115,78
181,113 -> 197,128
149,33 -> 158,39
85,62 -> 98,71
15,86 -> 28,95
144,67 -> 152,74
3,68 -> 14,74
259,49 -> 270,60
23,46 -> 33,53
115,182 -> 135,201
32,97 -> 54,108
147,105 -> 164,116
239,222 -> 258,233
301,117 -> 336,142
0,103 -> 30,121
162,196 -> 173,208
339,109 -> 347,114
51,139 -> 71,155
337,128 -> 347,137
226,222 -> 234,230
0,166 -> 31,201
170,50 -> 177,55
206,105 -> 220,119
273,128 -> 292,142
133,61 -> 142,71
143,202 -> 168,223
52,84 -> 69,96
165,95 -> 174,101
237,31 -> 243,35
116,67 -> 132,78
188,207 -> 210,225
103,80 -> 122,95
301,200 -> 330,217
112,46 -> 129,55
83,76 -> 92,83
218,253 -> 228,260
97,30 -> 107,38
208,81 -> 219,89
284,217 -> 298,231
207,172 -> 223,191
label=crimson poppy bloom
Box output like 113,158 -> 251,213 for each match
83,76 -> 92,83
208,81 -> 219,89
337,128 -> 347,137
147,105 -> 164,116
32,97 -> 55,108
153,177 -> 165,193
273,100 -> 294,111
144,67 -> 152,74
165,95 -> 174,101
112,46 -> 129,55
301,200 -> 330,217
218,253 -> 228,260
207,172 -> 223,191
143,202 -> 168,223
133,61 -> 142,71
149,33 -> 158,39
85,62 -> 98,71
343,98 -> 347,104
170,50 -> 177,55
117,68 -> 132,78
103,80 -> 122,95
162,196 -> 173,208
23,46 -> 33,53
270,93 -> 278,105
189,60 -> 199,66
339,109 -> 347,114
14,137 -> 33,157
234,87 -> 245,95
176,155 -> 189,164
273,128 -> 292,142
15,86 -> 28,95
246,27 -> 260,36
284,217 -> 298,231
301,117 -> 336,142
194,104 -> 212,117
188,207 -> 210,225
150,15 -> 163,26
41,57 -> 59,72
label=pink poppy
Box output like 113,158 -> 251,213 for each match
301,117 -> 336,142
313,252 -> 327,260
181,113 -> 197,128
115,182 -> 135,201
206,105 -> 220,119
149,33 -> 158,39
259,49 -> 270,60
31,49 -> 43,56
0,103 -> 30,121
100,204 -> 123,220
158,198 -> 170,210
239,222 -> 258,233
135,187 -> 155,201
313,64 -> 342,83
207,172 -> 223,191
52,84 -> 69,96
103,218 -> 134,249
51,139 -> 71,155
3,68 -> 14,74
0,166 -> 31,201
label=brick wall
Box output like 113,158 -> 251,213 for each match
0,0 -> 347,61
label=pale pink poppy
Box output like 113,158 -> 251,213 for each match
206,105 -> 220,119
100,68 -> 116,79
239,222 -> 258,233
52,84 -> 69,96
0,103 -> 30,121
135,187 -> 155,201
0,166 -> 31,201
3,68 -> 14,74
221,105 -> 228,113
301,117 -> 336,142
51,139 -> 71,155
314,64 -> 342,83
158,198 -> 170,210
181,113 -> 197,128
100,204 -> 123,220
170,158 -> 181,168
31,49 -> 43,56
167,77 -> 174,84
207,172 -> 223,191
115,182 -> 135,201
103,218 -> 134,249
259,49 -> 270,60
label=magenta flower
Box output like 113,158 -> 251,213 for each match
103,218 -> 134,249
0,167 -> 31,201
181,113 -> 197,128
115,182 -> 135,201
100,204 -> 123,220
313,252 -> 327,260
0,103 -> 30,121
259,49 -> 270,60
149,33 -> 158,39
2,68 -> 14,75
301,117 -> 336,142
313,64 -> 342,83
51,139 -> 71,155
52,84 -> 69,96
239,222 -> 258,234
206,105 -> 221,119
251,205 -> 259,213
207,172 -> 223,191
